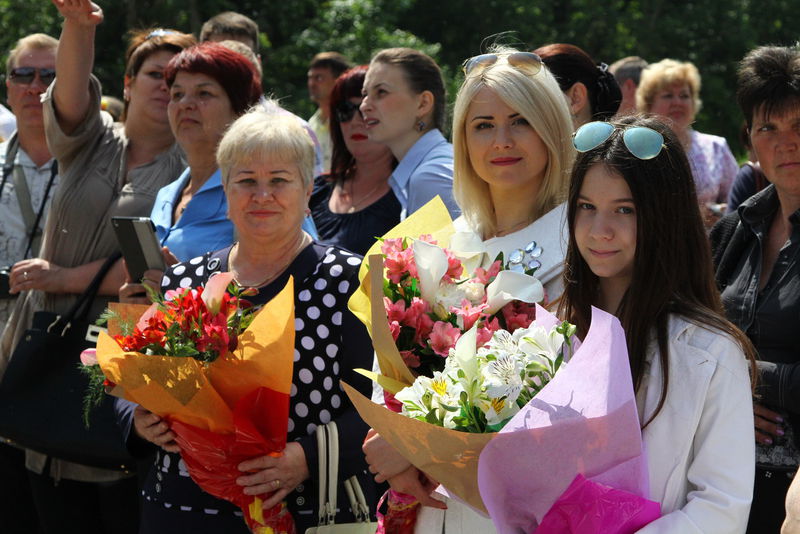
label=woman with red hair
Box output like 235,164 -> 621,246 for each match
148,42 -> 263,262
310,65 -> 400,255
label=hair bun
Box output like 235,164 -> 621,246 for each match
592,62 -> 622,120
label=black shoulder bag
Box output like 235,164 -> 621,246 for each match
0,253 -> 136,470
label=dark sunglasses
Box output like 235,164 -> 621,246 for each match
8,67 -> 56,86
462,52 -> 543,76
573,121 -> 665,160
336,100 -> 362,123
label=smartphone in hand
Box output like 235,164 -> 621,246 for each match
111,216 -> 166,282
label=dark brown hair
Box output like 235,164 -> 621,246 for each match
534,43 -> 621,121
370,47 -> 447,132
737,45 -> 800,128
124,29 -> 196,78
327,65 -> 397,181
559,115 -> 756,425
122,29 -> 196,121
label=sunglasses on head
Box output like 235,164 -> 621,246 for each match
335,100 -> 362,123
573,121 -> 665,160
8,67 -> 56,86
462,52 -> 543,77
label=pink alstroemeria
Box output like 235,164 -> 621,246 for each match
404,297 -> 434,344
502,300 -> 537,331
429,321 -> 462,357
477,316 -> 501,347
202,272 -> 235,315
384,297 -> 407,324
80,348 -> 98,366
399,350 -> 421,368
451,299 -> 489,331
473,260 -> 502,285
444,249 -> 464,281
383,239 -> 416,284
389,320 -> 401,342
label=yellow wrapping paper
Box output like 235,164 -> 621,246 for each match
96,278 -> 296,434
347,197 -> 457,393
343,382 -> 494,514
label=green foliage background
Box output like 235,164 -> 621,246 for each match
1,0 -> 798,155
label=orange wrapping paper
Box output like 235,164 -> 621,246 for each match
96,278 -> 295,434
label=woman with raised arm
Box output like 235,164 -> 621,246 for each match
1,1 -> 193,532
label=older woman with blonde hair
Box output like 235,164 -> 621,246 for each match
362,47 -> 575,533
125,110 -> 378,533
637,59 -> 738,225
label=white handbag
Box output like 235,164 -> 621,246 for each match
305,422 -> 378,534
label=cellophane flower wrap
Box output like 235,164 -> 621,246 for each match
346,197 -> 547,532
344,305 -> 660,533
85,273 -> 298,534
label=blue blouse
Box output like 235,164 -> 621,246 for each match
150,168 -> 233,262
151,168 -> 319,263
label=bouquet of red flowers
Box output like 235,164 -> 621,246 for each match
82,272 -> 297,534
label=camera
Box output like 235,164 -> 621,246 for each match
0,266 -> 13,299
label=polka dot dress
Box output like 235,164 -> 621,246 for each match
140,243 -> 376,533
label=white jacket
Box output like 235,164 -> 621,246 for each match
637,314 -> 754,533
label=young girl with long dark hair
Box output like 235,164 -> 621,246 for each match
560,115 -> 756,532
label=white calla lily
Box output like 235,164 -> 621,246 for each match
413,239 -> 449,304
485,270 -> 544,314
449,231 -> 488,274
452,325 -> 479,383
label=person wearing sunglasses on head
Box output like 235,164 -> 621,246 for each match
309,65 -> 400,256
0,32 -> 59,534
362,47 -> 576,533
0,2 -> 195,532
561,115 -> 755,533
360,48 -> 459,220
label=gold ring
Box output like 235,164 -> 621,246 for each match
271,479 -> 281,490
23,271 -> 28,280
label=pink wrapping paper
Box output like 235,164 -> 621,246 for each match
536,474 -> 660,534
477,306 -> 656,533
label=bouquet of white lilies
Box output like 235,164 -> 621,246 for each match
396,319 -> 575,432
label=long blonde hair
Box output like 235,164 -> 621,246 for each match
452,47 -> 575,237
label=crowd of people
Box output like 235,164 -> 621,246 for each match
0,1 -> 798,533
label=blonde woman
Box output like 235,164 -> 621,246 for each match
637,59 -> 738,224
363,47 -> 575,533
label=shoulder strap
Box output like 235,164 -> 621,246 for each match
3,136 -> 59,259
55,253 -> 122,330
316,422 -> 340,526
0,133 -> 19,201
23,160 -> 58,259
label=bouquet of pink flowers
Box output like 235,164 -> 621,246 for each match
380,234 -> 544,378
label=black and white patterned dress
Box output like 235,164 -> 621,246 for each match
130,242 -> 377,533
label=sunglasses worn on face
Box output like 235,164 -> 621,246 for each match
9,67 -> 56,86
336,100 -> 362,123
462,52 -> 543,77
573,121 -> 665,160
